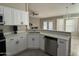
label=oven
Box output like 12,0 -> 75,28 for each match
0,30 -> 6,56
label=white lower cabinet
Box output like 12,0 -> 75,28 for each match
39,34 -> 45,50
27,33 -> 40,49
6,37 -> 18,55
18,34 -> 27,52
57,39 -> 70,56
6,33 -> 27,56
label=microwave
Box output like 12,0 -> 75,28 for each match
0,16 -> 4,25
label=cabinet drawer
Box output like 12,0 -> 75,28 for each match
58,39 -> 67,45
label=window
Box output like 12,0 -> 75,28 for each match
43,21 -> 53,30
57,19 -> 65,31
43,21 -> 48,30
66,20 -> 74,32
48,22 -> 53,30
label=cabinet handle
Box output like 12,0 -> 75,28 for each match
20,37 -> 23,38
4,21 -> 5,24
10,39 -> 14,40
59,41 -> 64,44
16,41 -> 19,44
21,22 -> 23,24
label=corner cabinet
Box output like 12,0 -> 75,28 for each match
0,6 -> 29,26
27,32 -> 40,49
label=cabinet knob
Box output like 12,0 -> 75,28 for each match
32,38 -> 35,41
21,22 -> 23,24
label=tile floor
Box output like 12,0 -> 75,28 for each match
16,49 -> 49,56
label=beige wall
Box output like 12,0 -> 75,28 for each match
0,3 -> 27,11
29,17 -> 41,30
18,25 -> 27,31
0,25 -> 13,32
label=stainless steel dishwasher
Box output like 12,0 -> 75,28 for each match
45,36 -> 58,56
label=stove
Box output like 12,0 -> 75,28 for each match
0,30 -> 6,56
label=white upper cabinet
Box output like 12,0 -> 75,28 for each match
4,7 -> 13,25
0,6 -> 29,25
12,9 -> 22,25
21,11 -> 29,25
0,6 -> 4,14
12,8 -> 29,25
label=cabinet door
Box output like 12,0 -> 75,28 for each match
27,35 -> 34,48
33,36 -> 39,48
57,39 -> 69,56
27,33 -> 40,49
6,37 -> 16,55
4,7 -> 12,25
18,36 -> 24,52
0,6 -> 4,14
12,9 -> 21,25
21,11 -> 29,25
23,35 -> 27,50
18,34 -> 27,52
23,12 -> 29,25
39,34 -> 45,50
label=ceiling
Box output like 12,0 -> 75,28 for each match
28,3 -> 79,18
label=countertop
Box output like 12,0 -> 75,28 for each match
4,30 -> 71,40
4,31 -> 28,38
40,30 -> 71,40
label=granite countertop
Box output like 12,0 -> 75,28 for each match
27,30 -> 71,40
40,30 -> 71,40
4,31 -> 27,38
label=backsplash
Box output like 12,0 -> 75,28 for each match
18,25 -> 27,31
0,25 -> 27,33
0,25 -> 13,32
